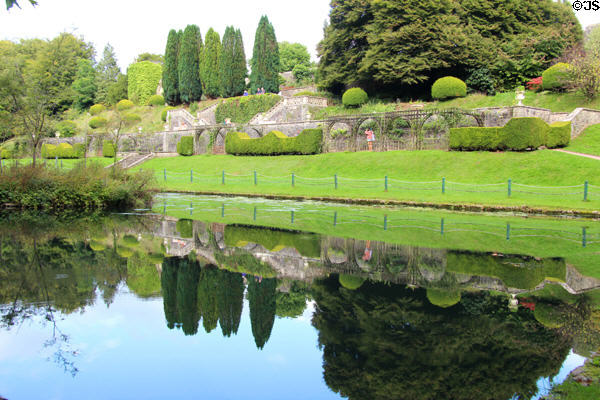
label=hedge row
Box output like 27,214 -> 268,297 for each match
41,143 -> 85,159
103,140 -> 116,158
225,128 -> 323,155
215,93 -> 281,124
127,61 -> 163,105
224,225 -> 321,258
449,118 -> 570,151
176,136 -> 194,156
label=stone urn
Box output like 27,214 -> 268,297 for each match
515,90 -> 525,106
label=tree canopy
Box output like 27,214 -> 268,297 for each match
317,0 -> 582,96
250,15 -> 280,93
278,42 -> 311,72
201,28 -> 222,99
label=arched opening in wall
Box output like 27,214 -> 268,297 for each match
327,121 -> 354,152
419,113 -> 453,150
357,118 -> 383,152
386,117 -> 411,151
245,127 -> 263,138
213,129 -> 228,154
119,136 -> 138,153
195,129 -> 209,154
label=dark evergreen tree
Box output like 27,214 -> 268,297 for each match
178,24 -> 203,103
176,258 -> 201,336
219,26 -> 247,98
161,257 -> 178,330
201,28 -> 222,99
247,278 -> 277,349
95,43 -> 121,105
71,59 -> 97,111
250,15 -> 280,93
216,269 -> 244,337
163,29 -> 181,105
197,265 -> 219,333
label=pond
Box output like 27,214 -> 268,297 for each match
1,194 -> 599,400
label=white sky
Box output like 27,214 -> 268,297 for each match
1,0 -> 599,72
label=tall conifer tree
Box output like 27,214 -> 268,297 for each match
95,44 -> 120,105
201,28 -> 222,98
250,15 -> 280,93
219,26 -> 247,97
163,29 -> 181,105
178,24 -> 203,103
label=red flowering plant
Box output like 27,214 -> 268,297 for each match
526,77 -> 543,92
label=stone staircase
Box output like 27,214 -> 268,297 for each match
105,152 -> 155,170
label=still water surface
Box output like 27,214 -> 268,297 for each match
1,194 -> 599,400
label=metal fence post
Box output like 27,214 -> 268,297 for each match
222,170 -> 225,185
190,202 -> 193,216
383,215 -> 388,231
253,206 -> 257,221
190,170 -> 193,183
292,173 -> 295,187
441,218 -> 444,235
55,156 -> 58,168
333,212 -> 337,226
254,171 -> 257,186
221,203 -> 225,217
508,179 -> 512,198
442,177 -> 446,194
584,181 -> 589,201
506,223 -> 511,241
385,176 -> 388,192
291,211 -> 295,224
334,174 -> 338,190
583,227 -> 587,248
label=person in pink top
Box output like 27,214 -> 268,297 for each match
365,128 -> 375,151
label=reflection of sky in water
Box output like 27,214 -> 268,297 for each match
532,350 -> 586,400
0,289 -> 338,400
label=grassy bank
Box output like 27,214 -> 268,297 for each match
136,151 -> 600,213
1,156 -> 116,169
567,124 -> 600,156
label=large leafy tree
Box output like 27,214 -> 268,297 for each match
250,15 -> 280,93
317,0 -> 582,95
219,26 -> 247,98
178,24 -> 203,103
162,29 -> 180,105
72,59 -> 97,111
278,41 -> 310,72
95,44 -> 121,105
201,28 -> 222,99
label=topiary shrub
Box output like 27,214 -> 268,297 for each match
56,143 -> 77,159
339,274 -> 365,290
89,240 -> 106,252
122,234 -> 139,247
116,99 -> 135,111
449,127 -> 503,151
89,104 -> 106,115
89,116 -> 107,129
147,94 -> 165,106
127,61 -> 163,105
73,143 -> 86,158
176,136 -> 194,156
1,148 -> 13,159
215,94 -> 281,124
176,219 -> 194,239
431,76 -> 467,100
56,120 -> 77,137
503,117 -> 548,150
123,113 -> 142,123
547,121 -> 571,148
41,144 -> 57,159
534,303 -> 566,329
103,140 -> 115,158
161,106 -> 176,122
342,87 -> 368,108
224,225 -> 321,258
226,128 -> 323,156
116,246 -> 134,258
426,288 -> 461,308
542,63 -> 572,91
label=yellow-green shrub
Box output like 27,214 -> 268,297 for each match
215,94 -> 280,124
103,140 -> 115,157
89,116 -> 107,129
342,88 -> 368,108
176,136 -> 194,156
127,61 -> 163,105
431,76 -> 467,100
147,94 -> 165,106
542,63 -> 572,91
89,104 -> 106,115
161,106 -> 176,122
116,99 -> 135,111
225,128 -> 322,155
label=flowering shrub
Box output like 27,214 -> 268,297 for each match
526,77 -> 543,92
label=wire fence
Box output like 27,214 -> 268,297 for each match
147,168 -> 597,202
152,196 -> 597,249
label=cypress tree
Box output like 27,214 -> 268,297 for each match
217,270 -> 244,337
250,15 -> 280,94
178,24 -> 203,103
219,26 -> 247,98
163,29 -> 180,105
247,277 -> 277,349
201,28 -> 222,99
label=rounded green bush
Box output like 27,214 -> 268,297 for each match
342,88 -> 368,108
56,120 -> 77,137
161,106 -> 176,122
502,117 -> 548,150
122,234 -> 139,246
147,94 -> 165,106
534,303 -> 566,329
89,240 -> 106,252
426,288 -> 461,308
89,116 -> 107,129
124,113 -> 142,123
432,76 -> 467,100
339,274 -> 366,290
89,104 -> 106,115
116,99 -> 135,111
116,246 -> 134,258
542,63 -> 572,91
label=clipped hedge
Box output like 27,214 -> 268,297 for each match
56,120 -> 77,137
342,87 -> 368,108
339,274 -> 366,290
103,140 -> 115,158
41,143 -> 84,159
426,288 -> 462,308
116,99 -> 135,111
89,116 -> 107,129
224,225 -> 321,258
542,63 -> 572,91
226,128 -> 322,156
431,76 -> 467,100
215,93 -> 281,124
176,219 -> 193,238
127,61 -> 163,105
89,104 -> 106,115
176,136 -> 194,156
147,94 -> 165,106
161,106 -> 176,122
1,148 -> 13,159
450,118 -> 571,151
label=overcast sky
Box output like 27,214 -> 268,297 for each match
1,0 -> 599,72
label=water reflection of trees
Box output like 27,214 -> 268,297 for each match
311,276 -> 574,400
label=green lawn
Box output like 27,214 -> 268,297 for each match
567,124 -> 600,156
136,150 -> 600,213
1,156 -> 115,168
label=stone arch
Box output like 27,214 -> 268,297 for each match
212,128 -> 229,154
387,116 -> 411,140
194,129 -> 210,154
244,126 -> 263,138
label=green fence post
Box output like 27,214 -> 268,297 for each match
508,179 -> 512,198
292,173 -> 295,187
333,211 -> 337,226
253,206 -> 257,221
163,168 -> 166,182
442,177 -> 446,194
383,215 -> 388,231
254,171 -> 257,186
221,203 -> 225,218
506,223 -> 511,241
584,181 -> 589,201
334,174 -> 338,190
222,170 -> 225,185
385,176 -> 388,192
441,218 -> 444,235
583,227 -> 587,248
291,211 -> 295,224
190,202 -> 193,216
190,170 -> 193,183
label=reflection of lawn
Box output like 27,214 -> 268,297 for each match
136,150 -> 600,213
155,194 -> 600,279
